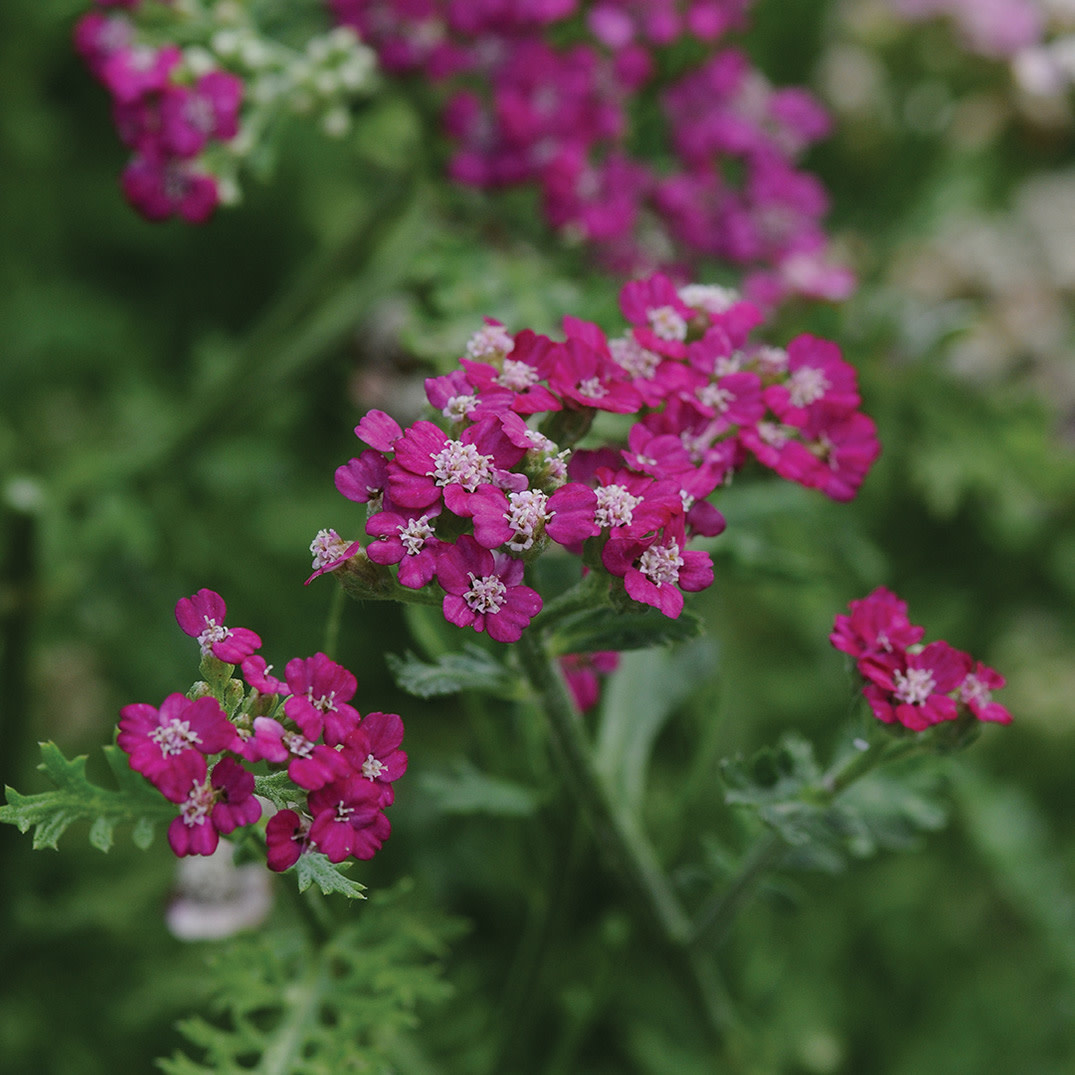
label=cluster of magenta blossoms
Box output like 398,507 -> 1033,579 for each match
831,588 -> 1012,732
325,272 -> 880,643
75,0 -> 243,222
117,588 -> 407,869
329,0 -> 851,304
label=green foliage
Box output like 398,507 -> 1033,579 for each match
0,742 -> 175,852
386,644 -> 525,700
294,853 -> 368,901
721,734 -> 949,871
157,882 -> 463,1075
417,759 -> 543,818
547,606 -> 704,656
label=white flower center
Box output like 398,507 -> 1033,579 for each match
464,572 -> 507,614
696,383 -> 733,413
648,305 -> 687,341
442,394 -> 478,422
960,674 -> 992,707
180,780 -> 215,828
310,528 -> 350,569
196,620 -> 231,657
466,323 -> 514,360
788,366 -> 831,408
399,515 -> 435,555
504,489 -> 551,552
894,667 -> 936,706
307,687 -> 338,714
576,376 -> 608,400
282,731 -> 315,758
150,718 -> 200,756
362,753 -> 387,780
610,336 -> 660,379
638,541 -> 684,587
678,284 -> 739,314
429,440 -> 495,491
497,359 -> 539,391
594,484 -> 643,529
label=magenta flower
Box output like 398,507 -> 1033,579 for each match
341,710 -> 408,805
121,153 -> 220,224
175,588 -> 262,664
335,448 -> 389,506
561,650 -> 620,711
167,757 -> 261,858
159,70 -> 243,159
830,588 -> 925,663
861,641 -> 973,731
436,535 -> 542,642
959,662 -> 1013,725
305,528 -> 363,585
308,777 -> 391,863
365,507 -> 443,588
282,653 -> 360,746
602,517 -> 714,618
240,655 -> 290,696
265,809 -> 311,872
763,335 -> 861,427
118,693 -> 234,802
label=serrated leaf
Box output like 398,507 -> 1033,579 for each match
253,770 -> 300,811
0,741 -> 175,851
159,880 -> 463,1074
293,851 -> 367,899
418,759 -> 542,817
548,606 -> 703,656
386,644 -> 521,699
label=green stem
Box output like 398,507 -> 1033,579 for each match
323,584 -> 346,661
530,570 -> 609,637
691,732 -> 931,948
515,629 -> 731,1044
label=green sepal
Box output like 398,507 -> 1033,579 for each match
294,851 -> 367,899
386,644 -> 524,699
0,741 -> 175,852
547,606 -> 703,656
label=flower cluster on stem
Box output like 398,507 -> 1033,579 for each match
323,271 -> 880,686
74,0 -> 377,221
117,588 -> 406,870
329,0 -> 851,303
831,587 -> 1012,732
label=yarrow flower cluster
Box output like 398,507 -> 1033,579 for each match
117,588 -> 406,869
329,0 -> 852,304
831,587 -> 1012,732
74,0 -> 377,222
322,271 -> 879,645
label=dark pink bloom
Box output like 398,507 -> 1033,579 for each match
282,653 -> 360,746
166,757 -> 261,857
121,153 -> 220,223
241,655 -> 290,696
265,809 -> 311,872
544,337 -> 643,415
763,335 -> 860,427
234,716 -> 289,764
100,43 -> 181,104
159,70 -> 243,158
118,693 -> 234,802
335,448 -> 389,505
959,661 -> 1012,725
365,507 -> 443,588
603,517 -> 714,619
175,588 -> 262,664
308,776 -> 391,862
830,588 -> 925,662
561,650 -> 620,711
305,529 -> 363,584
861,641 -> 973,731
341,711 -> 408,805
437,535 -> 542,642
